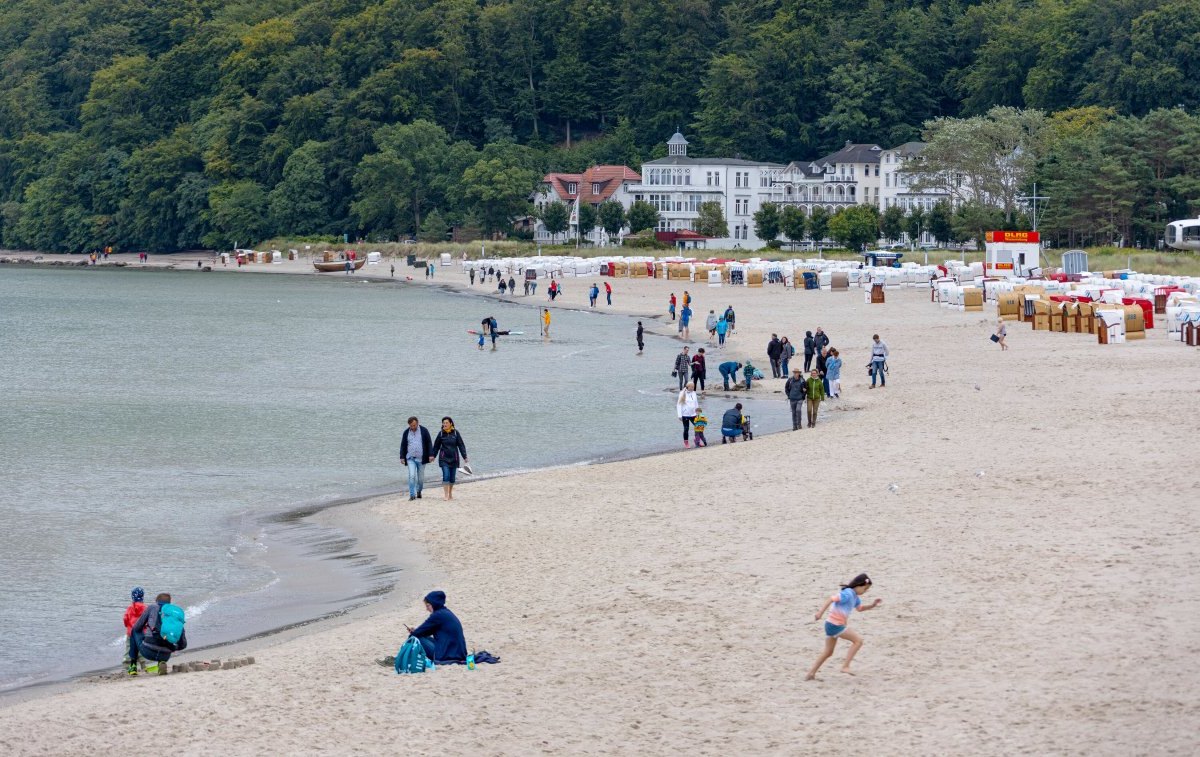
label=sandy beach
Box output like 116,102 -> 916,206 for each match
1,252 -> 1198,754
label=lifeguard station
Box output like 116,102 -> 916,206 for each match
984,231 -> 1041,278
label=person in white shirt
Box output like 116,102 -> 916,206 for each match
676,382 -> 699,448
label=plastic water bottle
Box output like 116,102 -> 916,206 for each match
466,648 -> 476,671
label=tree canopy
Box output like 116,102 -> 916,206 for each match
2,0 -> 1200,251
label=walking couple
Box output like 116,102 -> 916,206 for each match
401,416 -> 470,501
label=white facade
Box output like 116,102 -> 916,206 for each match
626,133 -> 784,249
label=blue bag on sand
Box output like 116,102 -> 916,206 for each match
158,603 -> 186,645
395,637 -> 435,674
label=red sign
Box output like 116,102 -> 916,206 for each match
985,230 -> 1040,243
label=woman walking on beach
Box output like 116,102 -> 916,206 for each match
825,348 -> 843,398
805,573 -> 883,680
677,381 -> 699,448
430,417 -> 469,501
869,334 -> 889,388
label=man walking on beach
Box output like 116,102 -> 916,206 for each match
669,293 -> 677,320
706,310 -> 718,341
870,334 -> 889,388
767,334 -> 783,378
814,327 -> 830,357
691,348 -> 707,392
724,305 -> 736,335
673,346 -> 691,391
785,368 -> 808,430
637,321 -> 644,353
605,281 -> 612,305
400,417 -> 433,500
589,283 -> 599,307
679,303 -> 692,341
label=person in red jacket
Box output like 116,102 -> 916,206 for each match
123,586 -> 145,672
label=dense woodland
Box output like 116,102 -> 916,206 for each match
2,0 -> 1199,252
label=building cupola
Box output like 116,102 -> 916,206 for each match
667,131 -> 688,157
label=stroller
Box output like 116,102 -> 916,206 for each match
740,414 -> 754,441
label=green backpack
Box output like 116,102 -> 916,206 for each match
394,636 -> 435,675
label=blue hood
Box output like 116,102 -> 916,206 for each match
424,591 -> 446,610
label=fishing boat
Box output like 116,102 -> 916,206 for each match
313,257 -> 367,272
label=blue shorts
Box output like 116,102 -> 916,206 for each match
824,622 -> 846,637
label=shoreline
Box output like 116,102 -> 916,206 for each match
0,260 -> 834,705
4,252 -> 1192,753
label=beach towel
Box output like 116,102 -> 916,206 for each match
440,650 -> 501,665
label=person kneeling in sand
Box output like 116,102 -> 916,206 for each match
129,592 -> 188,675
805,574 -> 883,680
405,591 -> 467,664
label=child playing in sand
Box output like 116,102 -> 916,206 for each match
805,573 -> 883,680
692,409 -> 708,447
123,586 -> 145,674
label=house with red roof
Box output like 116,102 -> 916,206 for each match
532,165 -> 641,244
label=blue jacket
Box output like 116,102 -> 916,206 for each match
718,361 -> 740,376
410,591 -> 467,663
399,426 -> 433,461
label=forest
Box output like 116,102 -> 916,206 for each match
1,0 -> 1199,252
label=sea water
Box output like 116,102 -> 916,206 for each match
0,265 -> 790,689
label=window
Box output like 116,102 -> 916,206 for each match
592,183 -> 601,195
567,182 -> 578,194
714,172 -> 720,186
735,197 -> 749,215
760,173 -> 769,187
706,172 -> 713,186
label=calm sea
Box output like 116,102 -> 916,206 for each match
0,265 -> 790,689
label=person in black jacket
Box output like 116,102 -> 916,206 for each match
129,592 -> 187,675
784,368 -> 809,430
406,590 -> 466,664
803,331 -> 816,372
814,327 -> 830,356
430,417 -> 469,501
400,417 -> 433,501
720,403 -> 745,444
767,334 -> 783,378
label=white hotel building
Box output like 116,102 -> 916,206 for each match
618,133 -> 951,249
626,132 -> 785,249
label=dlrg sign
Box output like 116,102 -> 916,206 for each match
984,231 -> 1041,277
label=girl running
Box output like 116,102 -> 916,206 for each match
805,573 -> 883,680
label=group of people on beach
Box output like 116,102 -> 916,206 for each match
121,587 -> 187,676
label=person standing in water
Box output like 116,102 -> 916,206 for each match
429,417 -> 468,501
673,346 -> 691,391
636,321 -> 644,353
805,573 -> 883,680
542,308 -> 551,338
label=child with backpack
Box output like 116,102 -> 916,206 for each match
122,587 -> 145,670
128,592 -> 187,675
692,409 -> 708,448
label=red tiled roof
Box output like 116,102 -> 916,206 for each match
541,166 -> 640,204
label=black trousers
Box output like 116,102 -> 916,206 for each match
692,371 -> 705,391
804,353 -> 814,372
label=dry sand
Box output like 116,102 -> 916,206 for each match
1,254 -> 1199,754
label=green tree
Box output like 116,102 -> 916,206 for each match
828,205 -> 880,251
808,206 -> 830,244
780,205 -> 807,249
577,201 -> 597,242
205,180 -> 270,249
752,202 -> 780,244
418,208 -> 448,242
695,201 -> 728,238
880,205 -> 905,243
598,199 -> 626,242
904,207 -> 926,246
269,141 -> 328,236
460,156 -> 538,236
927,201 -> 955,246
626,199 -> 659,234
952,201 -> 1004,246
539,200 -> 569,241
